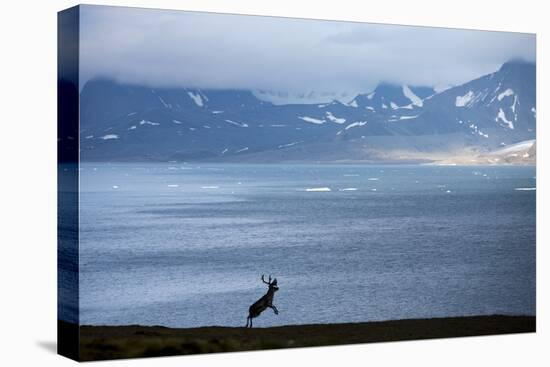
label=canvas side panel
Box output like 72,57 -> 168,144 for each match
57,5 -> 80,362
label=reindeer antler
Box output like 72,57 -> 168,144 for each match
261,274 -> 273,285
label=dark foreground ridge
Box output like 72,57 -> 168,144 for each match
61,315 -> 535,361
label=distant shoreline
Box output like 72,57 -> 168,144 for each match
60,315 -> 536,361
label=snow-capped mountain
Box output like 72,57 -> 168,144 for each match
75,61 -> 535,162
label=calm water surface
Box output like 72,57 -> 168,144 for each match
71,163 -> 535,327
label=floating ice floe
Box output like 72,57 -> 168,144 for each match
514,187 -> 536,191
167,184 -> 179,188
368,178 -> 379,181
112,185 -> 119,189
140,120 -> 160,126
339,188 -> 358,191
201,186 -> 219,189
305,187 -> 331,192
101,134 -> 119,140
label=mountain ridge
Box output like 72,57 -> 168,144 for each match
75,61 -> 536,163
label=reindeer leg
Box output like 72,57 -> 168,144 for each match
269,305 -> 279,315
246,316 -> 249,328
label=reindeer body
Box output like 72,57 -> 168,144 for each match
246,275 -> 279,328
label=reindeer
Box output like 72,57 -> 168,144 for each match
245,275 -> 279,328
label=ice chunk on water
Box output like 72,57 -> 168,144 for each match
305,187 -> 331,192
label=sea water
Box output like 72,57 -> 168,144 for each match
70,163 -> 535,327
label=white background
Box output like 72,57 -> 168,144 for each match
0,0 -> 547,365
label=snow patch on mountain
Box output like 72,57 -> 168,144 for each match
399,115 -> 419,120
455,91 -> 474,107
158,96 -> 169,108
388,115 -> 419,122
278,141 -> 302,148
188,92 -> 204,107
345,121 -> 367,130
225,119 -> 249,128
496,108 -> 514,129
494,139 -> 535,154
497,88 -> 514,101
402,85 -> 423,107
326,111 -> 346,124
299,116 -> 325,124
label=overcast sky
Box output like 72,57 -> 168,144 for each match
79,5 -> 535,95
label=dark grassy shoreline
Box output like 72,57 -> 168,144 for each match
60,315 -> 535,361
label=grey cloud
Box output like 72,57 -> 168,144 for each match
79,5 -> 535,95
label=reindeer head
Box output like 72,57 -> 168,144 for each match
261,274 -> 279,292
